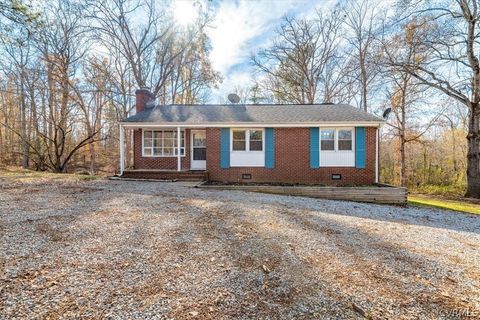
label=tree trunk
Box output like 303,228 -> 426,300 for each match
465,103 -> 480,198
0,118 -> 3,162
399,78 -> 408,188
360,54 -> 368,111
464,9 -> 480,198
52,72 -> 70,174
422,146 -> 427,185
450,123 -> 459,183
89,139 -> 95,175
20,72 -> 29,169
0,104 -> 4,161
30,85 -> 43,170
46,57 -> 54,156
400,135 -> 406,187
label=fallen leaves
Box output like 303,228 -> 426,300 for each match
261,264 -> 271,274
1,173 -> 479,319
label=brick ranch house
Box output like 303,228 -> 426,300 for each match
118,88 -> 383,185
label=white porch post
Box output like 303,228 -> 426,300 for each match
119,124 -> 125,175
130,128 -> 134,168
177,126 -> 181,171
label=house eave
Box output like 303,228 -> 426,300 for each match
118,121 -> 384,128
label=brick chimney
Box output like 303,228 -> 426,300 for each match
135,86 -> 155,114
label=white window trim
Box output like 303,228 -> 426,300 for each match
142,129 -> 186,157
230,128 -> 265,153
320,127 -> 355,152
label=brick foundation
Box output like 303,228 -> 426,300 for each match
123,170 -> 207,181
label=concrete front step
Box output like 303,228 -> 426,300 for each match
122,170 -> 208,181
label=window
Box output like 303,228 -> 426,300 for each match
232,130 -> 246,151
338,129 -> 353,151
320,128 -> 354,152
249,130 -> 263,151
319,128 -> 355,167
232,129 -> 263,151
321,129 -> 335,151
143,130 -> 184,157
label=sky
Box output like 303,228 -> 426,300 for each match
172,0 -> 338,103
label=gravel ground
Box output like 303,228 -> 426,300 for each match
1,174 -> 479,320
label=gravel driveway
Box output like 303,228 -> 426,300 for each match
1,174 -> 479,319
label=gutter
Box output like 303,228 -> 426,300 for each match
118,121 -> 384,128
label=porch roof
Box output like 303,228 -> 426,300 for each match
120,104 -> 383,126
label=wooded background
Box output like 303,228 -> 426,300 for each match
0,0 -> 479,198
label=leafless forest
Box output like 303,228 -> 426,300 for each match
0,0 -> 479,198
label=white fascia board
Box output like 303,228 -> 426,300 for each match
119,121 -> 383,128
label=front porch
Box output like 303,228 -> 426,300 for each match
118,125 -> 207,179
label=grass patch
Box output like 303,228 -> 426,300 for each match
0,166 -> 102,182
408,195 -> 480,215
410,184 -> 466,198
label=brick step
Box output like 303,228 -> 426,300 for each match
122,170 -> 207,181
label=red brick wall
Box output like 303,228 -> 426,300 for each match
205,127 -> 377,185
132,127 -> 377,185
133,129 -> 191,170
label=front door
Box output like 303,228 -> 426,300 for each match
191,130 -> 206,170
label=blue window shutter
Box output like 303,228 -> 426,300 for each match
265,128 -> 275,168
355,127 -> 366,168
220,128 -> 230,168
310,127 -> 319,168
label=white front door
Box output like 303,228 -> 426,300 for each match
191,130 -> 206,170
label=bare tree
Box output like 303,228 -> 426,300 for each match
392,0 -> 480,198
344,0 -> 382,111
69,57 -> 110,174
252,11 -> 352,104
0,0 -> 220,174
89,0 -> 180,99
381,19 -> 444,186
169,26 -> 221,104
31,0 -> 101,172
1,31 -> 33,168
248,82 -> 268,104
88,0 -> 218,105
383,77 -> 440,187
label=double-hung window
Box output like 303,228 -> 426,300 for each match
319,127 -> 355,167
320,129 -> 335,151
232,129 -> 263,151
320,128 -> 353,151
232,130 -> 246,151
338,129 -> 353,151
143,130 -> 185,157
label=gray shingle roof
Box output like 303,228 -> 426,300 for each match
121,104 -> 383,124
